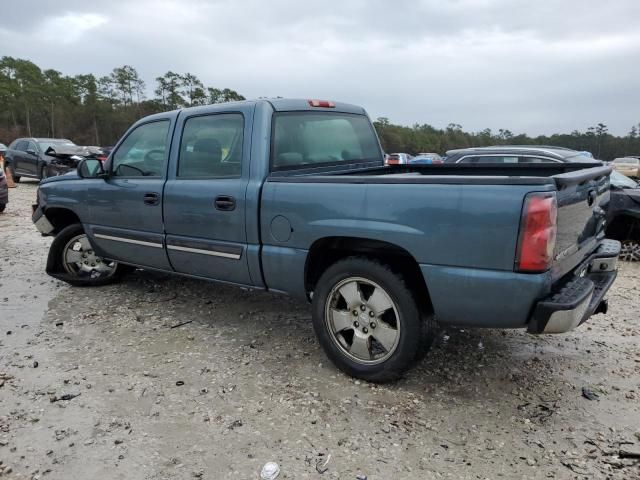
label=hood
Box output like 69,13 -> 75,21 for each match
39,170 -> 80,184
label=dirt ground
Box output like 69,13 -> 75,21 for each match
0,181 -> 639,480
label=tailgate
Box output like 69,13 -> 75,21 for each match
551,165 -> 612,280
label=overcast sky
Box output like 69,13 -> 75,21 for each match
1,0 -> 639,135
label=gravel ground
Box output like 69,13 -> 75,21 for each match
1,181 -> 639,480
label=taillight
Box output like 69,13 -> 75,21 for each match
432,159 -> 443,164
516,192 -> 557,273
308,99 -> 335,108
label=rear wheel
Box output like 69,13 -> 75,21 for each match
0,204 -> 5,213
311,257 -> 434,382
620,240 -> 640,262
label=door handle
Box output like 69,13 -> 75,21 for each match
215,195 -> 236,211
143,192 -> 160,206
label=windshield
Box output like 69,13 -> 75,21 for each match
271,112 -> 382,170
610,170 -> 638,188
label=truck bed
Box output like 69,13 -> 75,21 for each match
268,162 -> 610,187
262,162 -> 612,328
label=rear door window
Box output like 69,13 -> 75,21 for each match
271,112 -> 381,170
178,113 -> 243,178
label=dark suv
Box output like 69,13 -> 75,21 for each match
4,138 -> 76,181
444,146 -> 601,164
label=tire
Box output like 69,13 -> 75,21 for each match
311,257 -> 433,382
0,204 -> 5,213
47,223 -> 128,287
6,164 -> 20,182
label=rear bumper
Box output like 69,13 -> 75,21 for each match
527,239 -> 620,334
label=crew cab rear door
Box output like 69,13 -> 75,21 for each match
162,103 -> 254,285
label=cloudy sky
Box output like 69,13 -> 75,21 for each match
2,0 -> 639,135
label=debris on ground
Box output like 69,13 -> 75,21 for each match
582,386 -> 600,401
260,461 -> 280,480
50,393 -> 81,403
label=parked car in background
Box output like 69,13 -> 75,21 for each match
4,138 -> 77,181
0,163 -> 8,212
605,170 -> 640,261
611,157 -> 640,178
98,146 -> 114,162
409,153 -> 443,165
385,152 -> 412,165
444,146 -> 601,164
0,143 -> 7,157
33,98 -> 619,381
43,145 -> 108,177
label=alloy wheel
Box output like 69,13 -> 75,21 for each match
619,240 -> 640,262
324,277 -> 400,365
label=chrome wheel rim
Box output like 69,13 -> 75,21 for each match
62,234 -> 118,279
620,240 -> 640,262
325,277 -> 400,365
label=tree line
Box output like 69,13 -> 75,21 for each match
1,57 -> 638,160
0,57 -> 245,146
374,119 -> 640,161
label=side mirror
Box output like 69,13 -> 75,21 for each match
77,158 -> 106,178
26,149 -> 37,156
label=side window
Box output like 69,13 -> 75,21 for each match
15,140 -> 28,151
459,156 -> 517,164
519,156 -> 555,164
26,141 -> 38,153
112,120 -> 170,177
178,113 -> 243,178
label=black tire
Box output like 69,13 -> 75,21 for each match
6,164 -> 20,182
47,223 -> 129,287
311,257 -> 433,382
0,204 -> 5,213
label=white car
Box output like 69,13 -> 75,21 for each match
612,157 -> 640,178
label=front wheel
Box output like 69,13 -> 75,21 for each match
311,257 -> 433,382
48,223 -> 128,286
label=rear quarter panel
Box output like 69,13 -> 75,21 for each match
260,179 -> 555,327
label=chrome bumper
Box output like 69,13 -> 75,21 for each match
528,239 -> 620,334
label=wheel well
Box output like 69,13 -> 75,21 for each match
606,215 -> 640,241
305,237 -> 433,311
45,208 -> 81,234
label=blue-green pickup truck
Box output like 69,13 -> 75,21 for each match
32,98 -> 620,381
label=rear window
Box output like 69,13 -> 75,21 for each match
271,112 -> 381,170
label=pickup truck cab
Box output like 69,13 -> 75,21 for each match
33,98 -> 620,381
